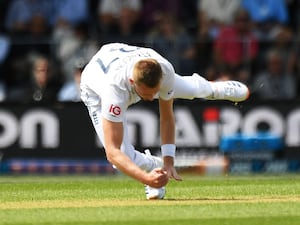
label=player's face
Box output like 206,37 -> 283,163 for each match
134,83 -> 160,101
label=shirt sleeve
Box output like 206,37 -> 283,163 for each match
101,84 -> 128,123
159,61 -> 175,100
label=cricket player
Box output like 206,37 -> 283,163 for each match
80,43 -> 249,199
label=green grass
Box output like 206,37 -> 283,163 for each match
0,174 -> 300,225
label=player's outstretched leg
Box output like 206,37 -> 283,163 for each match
174,73 -> 249,102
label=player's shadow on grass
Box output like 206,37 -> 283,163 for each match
164,198 -> 248,202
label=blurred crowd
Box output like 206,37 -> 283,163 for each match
0,0 -> 300,103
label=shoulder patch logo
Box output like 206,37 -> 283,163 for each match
109,104 -> 121,116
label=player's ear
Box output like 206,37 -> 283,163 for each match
129,78 -> 134,85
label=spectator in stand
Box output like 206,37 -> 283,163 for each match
0,33 -> 10,101
50,0 -> 93,83
0,1 -> 10,31
145,13 -> 196,75
197,0 -> 241,39
4,0 -> 55,88
269,25 -> 294,73
4,0 -> 51,36
251,48 -> 297,100
8,53 -> 60,103
53,22 -> 98,82
51,0 -> 90,48
284,31 -> 300,98
50,0 -> 89,29
213,8 -> 259,84
57,58 -> 85,102
141,0 -> 194,33
286,0 -> 300,33
97,0 -> 142,40
195,0 -> 241,78
241,0 -> 291,41
240,0 -> 294,79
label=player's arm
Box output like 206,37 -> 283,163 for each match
159,97 -> 182,181
102,118 -> 169,188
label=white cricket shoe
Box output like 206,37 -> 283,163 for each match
144,149 -> 166,200
209,81 -> 250,102
145,185 -> 166,200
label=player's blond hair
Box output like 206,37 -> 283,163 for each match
133,59 -> 162,88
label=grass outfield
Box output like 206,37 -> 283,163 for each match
0,174 -> 300,225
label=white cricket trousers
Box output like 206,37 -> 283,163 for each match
84,73 -> 213,171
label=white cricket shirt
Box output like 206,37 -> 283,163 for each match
80,43 -> 175,122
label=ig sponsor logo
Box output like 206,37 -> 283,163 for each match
109,104 -> 121,116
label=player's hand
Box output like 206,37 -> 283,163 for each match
145,168 -> 169,188
164,165 -> 182,181
163,156 -> 182,181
